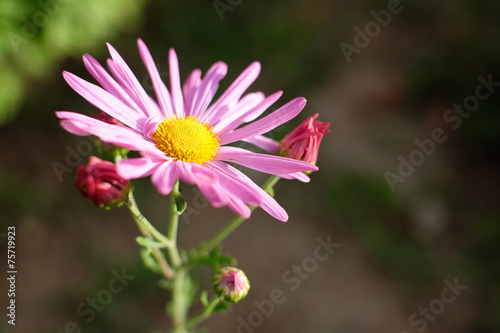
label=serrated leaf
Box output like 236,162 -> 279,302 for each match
187,246 -> 237,270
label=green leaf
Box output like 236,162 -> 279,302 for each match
187,246 -> 237,270
139,248 -> 161,274
136,236 -> 167,249
158,278 -> 174,290
200,290 -> 209,307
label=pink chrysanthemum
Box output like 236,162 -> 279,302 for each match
56,39 -> 317,221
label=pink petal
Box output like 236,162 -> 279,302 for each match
210,92 -> 265,133
183,69 -> 202,116
83,54 -> 143,114
240,92 -> 278,123
227,196 -> 251,219
259,195 -> 288,222
211,161 -> 288,221
151,160 -> 179,195
176,161 -> 196,184
56,111 -> 163,157
219,97 -> 306,145
142,115 -> 163,139
215,91 -> 283,137
285,171 -> 311,183
201,62 -> 261,124
168,49 -> 185,117
205,162 -> 261,206
106,43 -> 162,118
216,146 -> 318,176
137,39 -> 175,117
196,180 -> 229,208
184,163 -> 229,207
117,157 -> 161,179
107,58 -> 133,92
63,71 -> 145,130
191,62 -> 228,118
243,135 -> 279,154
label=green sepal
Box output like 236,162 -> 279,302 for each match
213,299 -> 231,312
173,190 -> 187,215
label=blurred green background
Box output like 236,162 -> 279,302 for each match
1,0 -> 499,332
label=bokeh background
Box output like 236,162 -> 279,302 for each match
1,0 -> 499,332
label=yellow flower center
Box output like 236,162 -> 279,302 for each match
153,116 -> 219,164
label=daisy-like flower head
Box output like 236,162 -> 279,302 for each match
56,39 -> 317,221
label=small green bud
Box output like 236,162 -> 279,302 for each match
213,267 -> 250,303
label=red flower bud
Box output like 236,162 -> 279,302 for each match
75,156 -> 130,209
278,113 -> 329,165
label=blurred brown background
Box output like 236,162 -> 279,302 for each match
1,0 -> 499,332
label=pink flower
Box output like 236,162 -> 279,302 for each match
278,113 -> 329,165
56,39 -> 317,221
213,267 -> 250,303
75,156 -> 130,209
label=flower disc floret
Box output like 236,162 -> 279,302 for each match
153,116 -> 220,164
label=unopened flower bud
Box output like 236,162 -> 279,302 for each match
278,113 -> 329,166
75,156 -> 130,209
213,267 -> 250,303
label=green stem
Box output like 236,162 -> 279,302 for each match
127,192 -> 175,280
200,175 -> 281,253
128,194 -> 174,248
185,296 -> 221,330
171,267 -> 189,333
167,180 -> 182,268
